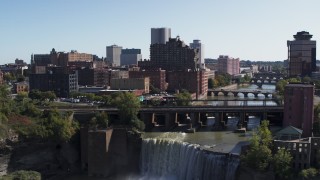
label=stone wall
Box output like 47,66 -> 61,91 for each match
81,127 -> 142,178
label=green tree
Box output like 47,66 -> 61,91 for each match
15,92 -> 28,103
43,91 -> 56,102
16,74 -> 25,82
287,77 -> 301,83
299,168 -> 318,180
130,116 -> 145,131
0,85 -> 14,116
208,78 -> 214,89
37,109 -> 79,142
100,95 -> 112,107
1,170 -> 41,180
276,79 -> 288,96
3,73 -> 16,82
150,84 -> 161,94
241,120 -> 273,172
313,104 -> 320,136
90,111 -> 108,129
244,74 -> 251,82
111,92 -> 141,124
175,90 -> 192,106
272,148 -> 292,179
28,89 -> 42,100
302,76 -> 312,83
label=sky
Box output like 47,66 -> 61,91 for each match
1,0 -> 320,64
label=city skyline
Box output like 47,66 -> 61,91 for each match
1,0 -> 320,64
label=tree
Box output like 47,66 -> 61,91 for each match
241,120 -> 273,172
111,92 -> 141,124
302,76 -> 312,83
2,170 -> 41,180
272,148 -> 292,179
150,84 -> 161,94
90,111 -> 108,129
37,109 -> 79,142
276,79 -> 288,96
208,78 -> 214,89
287,77 -> 301,83
28,89 -> 42,100
243,74 -> 251,82
175,90 -> 192,106
299,168 -> 318,180
3,73 -> 16,82
16,74 -> 25,82
43,91 -> 56,102
15,92 -> 28,103
313,103 -> 320,136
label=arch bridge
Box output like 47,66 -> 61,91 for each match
207,89 -> 274,98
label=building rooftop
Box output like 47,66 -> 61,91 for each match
276,125 -> 303,136
293,31 -> 313,40
286,82 -> 314,87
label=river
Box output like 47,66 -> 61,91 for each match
68,84 -> 275,180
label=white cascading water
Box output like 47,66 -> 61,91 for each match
140,138 -> 239,180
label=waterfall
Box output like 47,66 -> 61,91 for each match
247,116 -> 260,131
140,139 -> 240,180
226,117 -> 239,130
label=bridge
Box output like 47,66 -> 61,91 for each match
253,72 -> 285,79
71,105 -> 283,132
248,72 -> 285,88
207,89 -> 274,98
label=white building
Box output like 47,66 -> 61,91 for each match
106,45 -> 122,67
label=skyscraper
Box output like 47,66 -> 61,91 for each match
190,40 -> 205,69
151,28 -> 171,44
146,37 -> 199,71
287,31 -> 316,77
106,45 -> 122,67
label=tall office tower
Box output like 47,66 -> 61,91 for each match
106,45 -> 122,67
287,31 -> 316,77
283,83 -> 314,137
217,55 -> 240,76
147,37 -> 199,71
120,48 -> 142,66
190,40 -> 205,69
151,28 -> 171,44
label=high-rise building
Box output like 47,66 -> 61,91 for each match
106,45 -> 122,67
283,83 -> 314,137
120,48 -> 142,66
190,40 -> 205,69
287,31 -> 316,77
151,28 -> 171,44
217,55 -> 240,76
141,37 -> 198,71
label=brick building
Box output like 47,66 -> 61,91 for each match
110,77 -> 150,94
140,37 -> 199,71
217,55 -> 240,76
29,67 -> 78,97
166,71 -> 208,98
283,83 -> 314,137
77,68 -> 109,87
129,69 -> 167,91
32,48 -> 93,68
13,82 -> 29,94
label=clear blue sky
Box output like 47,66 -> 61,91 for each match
1,0 -> 319,64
